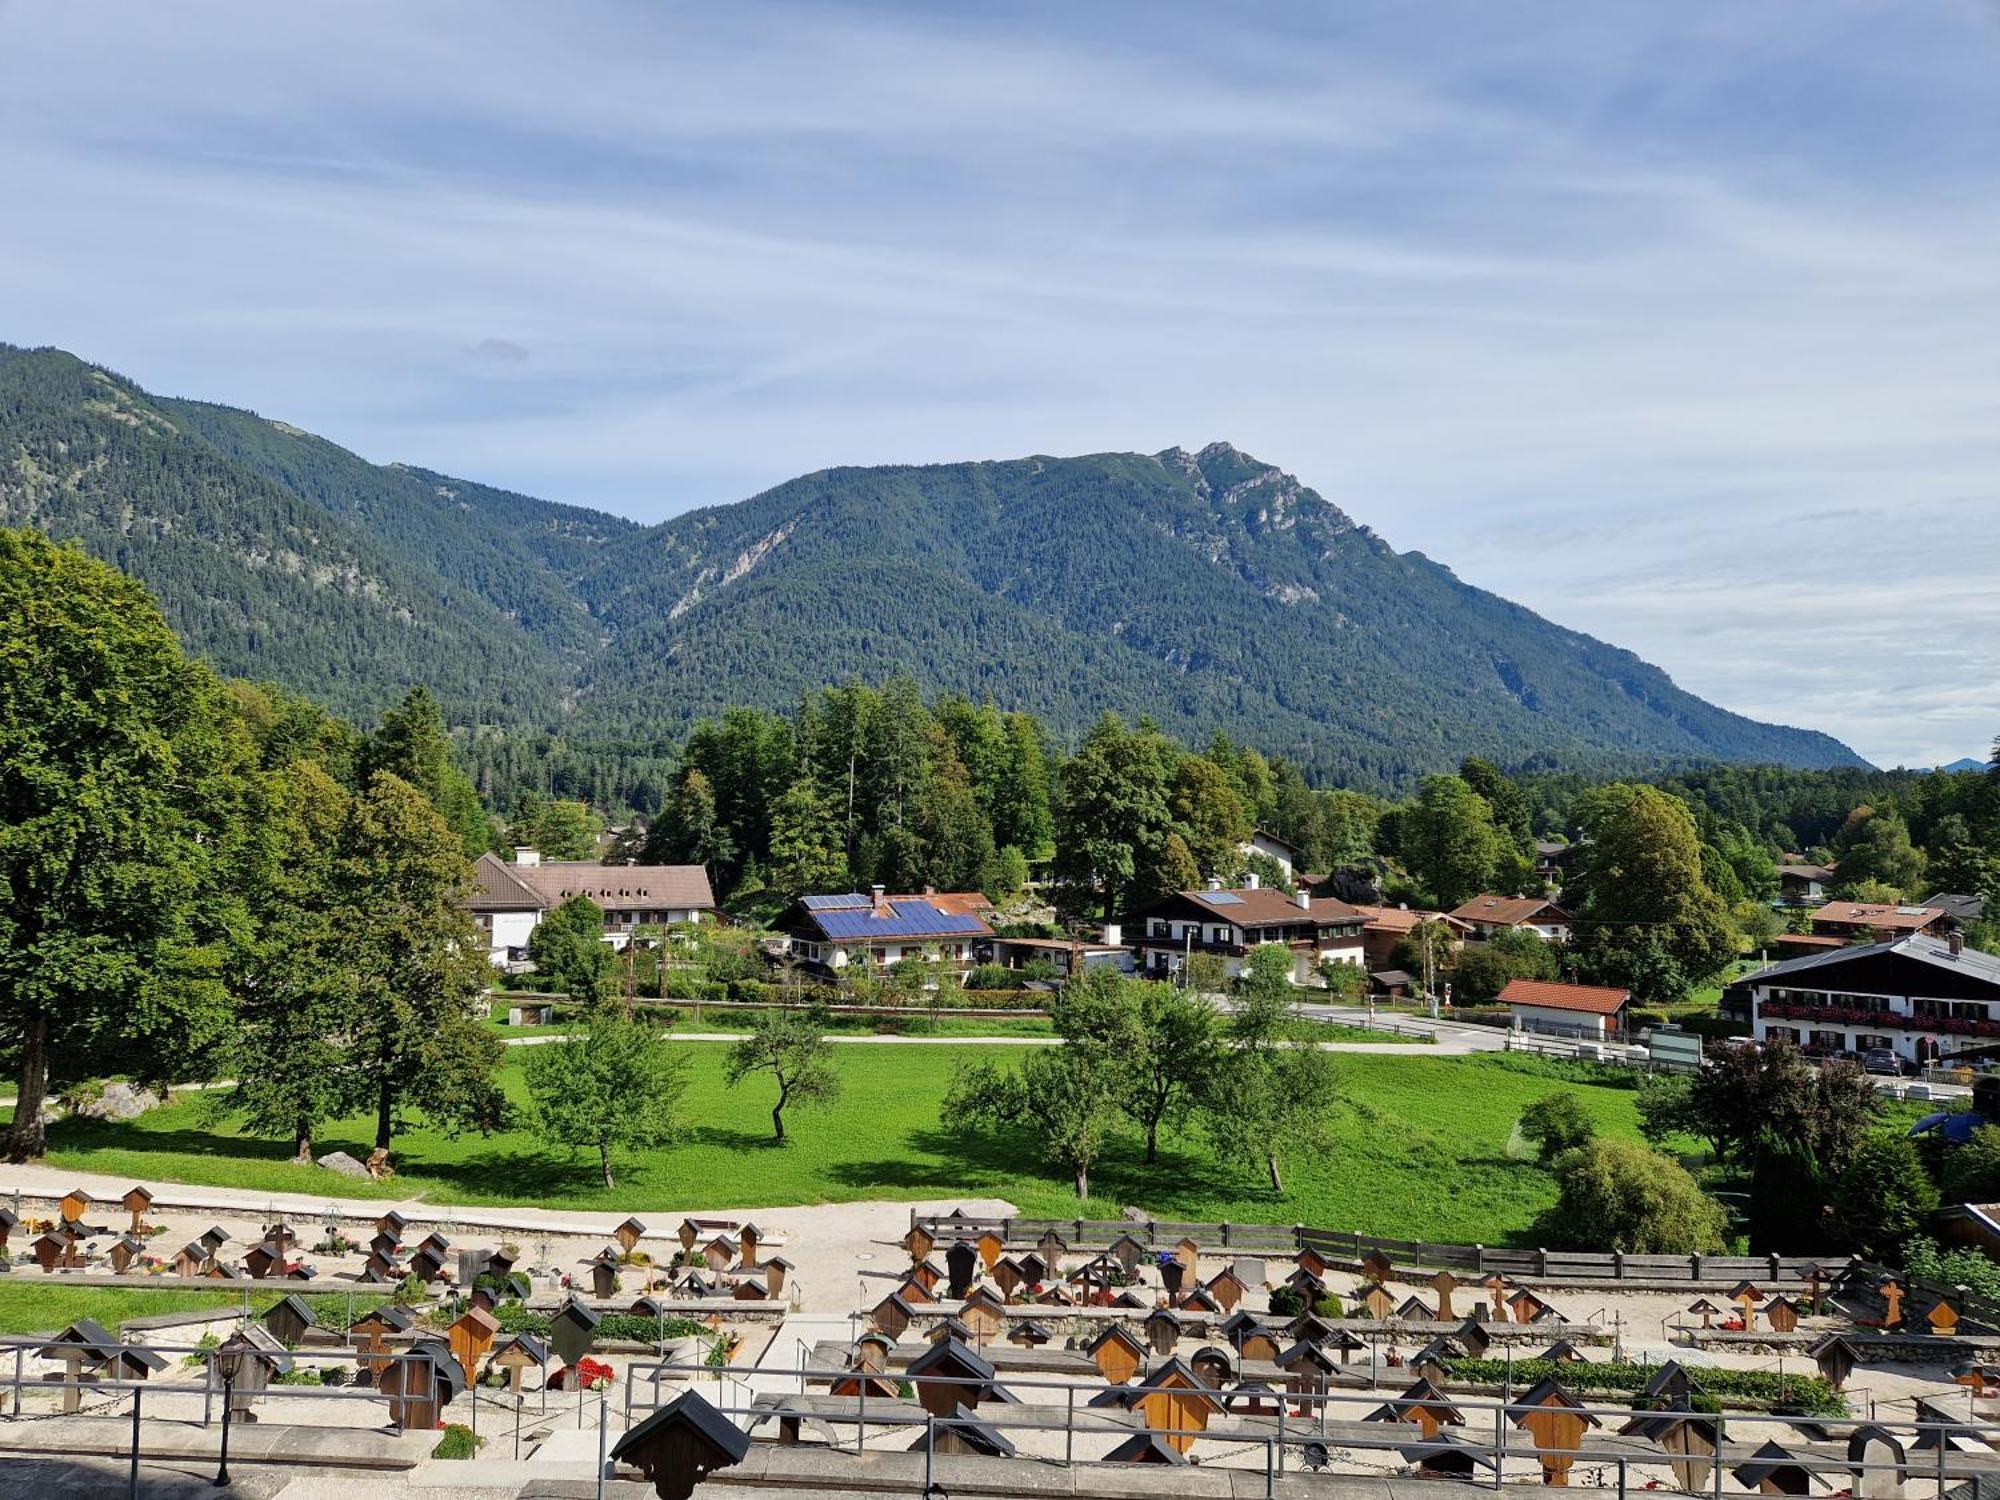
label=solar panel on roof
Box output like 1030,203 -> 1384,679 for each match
1205,892 -> 1243,905
802,893 -> 869,911
812,900 -> 988,941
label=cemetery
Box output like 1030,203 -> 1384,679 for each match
8,1178 -> 2000,1496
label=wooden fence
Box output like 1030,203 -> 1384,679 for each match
908,1210 -> 1832,1284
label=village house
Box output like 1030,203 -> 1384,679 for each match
1127,877 -> 1366,984
988,933 -> 1133,979
778,887 -> 993,973
1778,863 -> 1836,905
1750,932 -> 2000,1067
1449,893 -> 1572,944
1346,904 -> 1469,972
1498,978 -> 1631,1041
1809,900 -> 1949,942
1237,830 -> 1303,881
465,849 -> 715,968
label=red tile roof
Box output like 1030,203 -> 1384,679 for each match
467,852 -> 715,912
1498,979 -> 1630,1016
1810,901 -> 1943,932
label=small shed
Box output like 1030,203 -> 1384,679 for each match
700,1235 -> 735,1274
991,1256 -> 1023,1298
262,1294 -> 318,1348
975,1228 -> 1004,1271
905,1336 -> 1017,1417
1537,1338 -> 1587,1364
1733,1439 -> 1820,1496
1124,1357 -> 1220,1455
1144,1306 -> 1184,1356
121,1186 -> 153,1232
614,1216 -> 648,1253
944,1240 -> 979,1298
1811,1332 -> 1859,1391
1510,1375 -> 1601,1486
591,1248 -> 623,1300
960,1287 -> 1007,1342
1007,1320 -> 1054,1348
921,1404 -> 1016,1458
1767,1295 -> 1804,1335
215,1326 -> 291,1422
408,1243 -> 449,1284
344,1303 -> 415,1387
448,1305 -> 501,1384
550,1298 -> 602,1367
58,1187 -> 93,1224
106,1234 -> 146,1274
1108,1233 -> 1146,1276
487,1332 -> 549,1393
1088,1323 -> 1148,1385
871,1293 -> 915,1341
1357,1282 -> 1395,1321
1368,1375 -> 1465,1439
609,1388 -> 750,1500
1189,1344 -> 1234,1385
903,1222 -> 935,1263
738,1222 -> 762,1265
376,1209 -> 410,1237
380,1338 -> 465,1431
168,1240 -> 209,1278
1102,1431 -> 1189,1465
1204,1268 -> 1246,1312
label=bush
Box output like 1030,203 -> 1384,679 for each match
273,1366 -> 325,1386
432,1424 -> 479,1460
964,964 -> 1027,991
1828,1132 -> 1937,1260
1545,1138 -> 1727,1253
1444,1358 -> 1842,1417
1519,1092 -> 1597,1162
1905,1236 -> 2000,1302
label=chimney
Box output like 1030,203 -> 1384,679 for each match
513,847 -> 541,866
1951,930 -> 1966,956
871,883 -> 888,912
1102,923 -> 1122,947
1244,872 -> 1260,891
1206,877 -> 1223,892
1294,889 -> 1311,911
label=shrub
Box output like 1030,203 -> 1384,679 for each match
273,1366 -> 325,1386
964,964 -> 1027,991
1545,1138 -> 1727,1253
1828,1132 -> 1937,1260
433,1424 -> 479,1460
1905,1236 -> 2000,1302
1519,1092 -> 1597,1162
1445,1358 -> 1842,1417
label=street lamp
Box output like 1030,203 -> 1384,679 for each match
212,1342 -> 248,1487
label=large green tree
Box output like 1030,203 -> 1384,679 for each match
1051,714 -> 1178,924
333,772 -> 506,1158
361,686 -> 489,857
226,758 -> 355,1161
1400,775 -> 1501,909
527,895 -> 619,1005
1054,971 -> 1223,1163
945,1043 -> 1125,1199
1570,783 -> 1738,1004
0,531 -> 254,1159
1544,1138 -> 1726,1253
524,1006 -> 690,1189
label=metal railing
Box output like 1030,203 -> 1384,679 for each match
614,1352 -> 2000,1499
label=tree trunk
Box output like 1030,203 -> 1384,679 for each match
1145,1118 -> 1160,1164
374,1080 -> 394,1152
1266,1153 -> 1284,1195
600,1141 -> 615,1190
293,1128 -> 314,1164
771,1104 -> 787,1143
3,1015 -> 50,1162
1074,1163 -> 1089,1199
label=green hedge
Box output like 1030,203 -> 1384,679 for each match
1443,1358 -> 1843,1417
433,1424 -> 478,1460
491,1302 -> 709,1344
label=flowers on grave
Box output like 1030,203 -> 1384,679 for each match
552,1356 -> 616,1390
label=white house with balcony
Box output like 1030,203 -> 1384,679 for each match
1126,877 -> 1366,984
1747,932 -> 2000,1067
466,849 -> 716,969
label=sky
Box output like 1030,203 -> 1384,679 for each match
4,1 -> 1999,769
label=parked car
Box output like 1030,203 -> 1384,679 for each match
1861,1048 -> 1909,1077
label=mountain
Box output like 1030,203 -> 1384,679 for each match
0,343 -> 1864,788
1939,757 -> 1989,774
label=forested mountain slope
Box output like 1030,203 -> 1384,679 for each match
0,343 -> 1863,786
574,444 -> 1862,782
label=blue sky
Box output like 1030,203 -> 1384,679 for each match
4,1 -> 1999,768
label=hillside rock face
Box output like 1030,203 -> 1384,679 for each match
0,343 -> 1861,788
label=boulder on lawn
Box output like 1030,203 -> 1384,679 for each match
75,1083 -> 161,1122
315,1151 -> 370,1179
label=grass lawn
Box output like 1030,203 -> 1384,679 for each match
0,1285 -> 382,1335
12,1048 -> 1643,1245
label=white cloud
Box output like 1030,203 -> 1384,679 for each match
2,0 -> 1998,764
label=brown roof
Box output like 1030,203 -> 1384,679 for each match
1348,905 -> 1466,935
1810,901 -> 1942,932
1448,894 -> 1569,927
1779,864 -> 1835,881
996,937 -> 1126,953
1182,887 -> 1365,929
1498,979 -> 1629,1016
467,853 -> 715,913
469,854 -> 542,910
1775,933 -> 1846,950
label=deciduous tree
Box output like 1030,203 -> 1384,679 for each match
524,1006 -> 690,1189
528,895 -> 618,1006
724,1008 -> 841,1143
